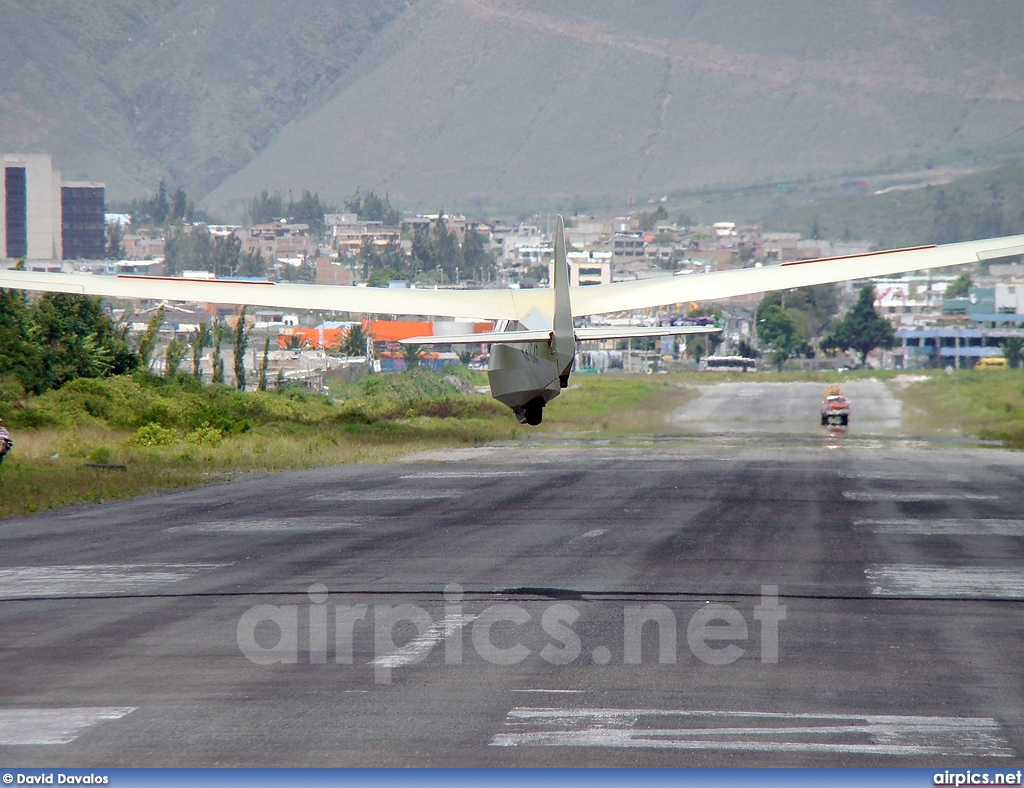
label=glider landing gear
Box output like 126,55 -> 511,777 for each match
514,397 -> 546,426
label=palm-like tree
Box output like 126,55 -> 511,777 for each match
1002,336 -> 1024,368
343,324 -> 371,357
401,343 -> 426,369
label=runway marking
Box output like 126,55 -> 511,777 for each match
0,707 -> 135,745
843,491 -> 998,502
311,490 -> 463,502
866,564 -> 1024,598
167,518 -> 367,533
857,519 -> 1024,536
0,564 -> 224,598
369,613 -> 477,670
839,472 -> 968,482
490,708 -> 1013,756
580,529 -> 607,538
512,689 -> 586,694
399,471 -> 532,479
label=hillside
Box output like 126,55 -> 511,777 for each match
763,163 -> 1024,249
4,1 -> 1024,210
1,0 -> 407,200
205,0 -> 1024,213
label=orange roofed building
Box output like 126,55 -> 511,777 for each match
278,320 -> 494,350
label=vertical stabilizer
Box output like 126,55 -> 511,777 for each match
551,215 -> 575,383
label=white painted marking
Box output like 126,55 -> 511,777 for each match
866,564 -> 1024,598
400,471 -> 531,479
844,491 -> 998,502
858,519 -> 1024,536
167,518 -> 366,533
580,529 -> 607,538
311,490 -> 463,502
0,564 -> 223,599
512,689 -> 585,694
369,614 -> 477,669
0,707 -> 135,745
839,472 -> 968,482
490,708 -> 1013,756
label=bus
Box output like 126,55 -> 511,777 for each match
699,355 -> 757,372
975,356 -> 1008,370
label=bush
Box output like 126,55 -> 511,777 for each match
128,423 -> 179,447
186,423 -> 223,446
87,446 -> 112,464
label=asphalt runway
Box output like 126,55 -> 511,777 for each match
2,383 -> 1024,766
669,379 -> 902,434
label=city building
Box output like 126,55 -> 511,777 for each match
1,153 -> 105,262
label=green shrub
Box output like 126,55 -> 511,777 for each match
87,446 -> 112,464
186,423 -> 223,446
128,423 -> 179,447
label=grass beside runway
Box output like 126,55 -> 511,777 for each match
0,369 -> 688,518
890,368 -> 1024,447
5,366 -> 1021,518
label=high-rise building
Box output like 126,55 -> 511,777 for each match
1,153 -> 105,262
61,182 -> 106,259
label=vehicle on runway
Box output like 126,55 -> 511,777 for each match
3,224 -> 1024,424
821,385 -> 850,426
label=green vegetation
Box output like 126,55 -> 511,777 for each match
894,370 -> 1024,448
823,286 -> 896,366
757,306 -> 805,370
765,163 -> 1024,247
0,367 -> 515,518
247,190 -> 337,235
0,291 -> 137,395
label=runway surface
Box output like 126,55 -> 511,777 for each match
669,379 -> 902,434
2,381 -> 1024,766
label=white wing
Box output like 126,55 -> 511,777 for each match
4,234 -> 1023,320
571,235 -> 1024,317
0,271 -> 552,321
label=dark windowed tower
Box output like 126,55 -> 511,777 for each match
4,166 -> 27,259
61,184 -> 105,259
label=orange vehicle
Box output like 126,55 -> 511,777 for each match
821,385 -> 850,426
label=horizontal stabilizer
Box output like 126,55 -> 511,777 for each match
400,324 -> 720,345
574,325 -> 720,340
399,330 -> 552,345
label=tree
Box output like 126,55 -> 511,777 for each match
105,222 -> 125,259
757,305 -> 805,370
945,273 -> 972,299
1002,337 -> 1024,368
1,291 -> 137,394
257,335 -> 271,391
0,289 -> 45,393
824,285 -> 895,366
287,190 -> 333,236
756,285 -> 839,340
191,323 -> 212,379
462,226 -> 493,281
236,249 -> 266,278
136,306 -> 165,370
212,320 -> 225,384
248,190 -> 284,224
401,344 -> 426,369
233,307 -> 250,390
343,324 -> 370,357
164,337 -> 187,378
636,204 -> 668,231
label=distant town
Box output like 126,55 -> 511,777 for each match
3,151 -> 1024,388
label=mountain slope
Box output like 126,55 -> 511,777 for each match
1,0 -> 407,200
205,0 -> 1024,212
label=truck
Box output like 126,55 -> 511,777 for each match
821,384 -> 850,426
